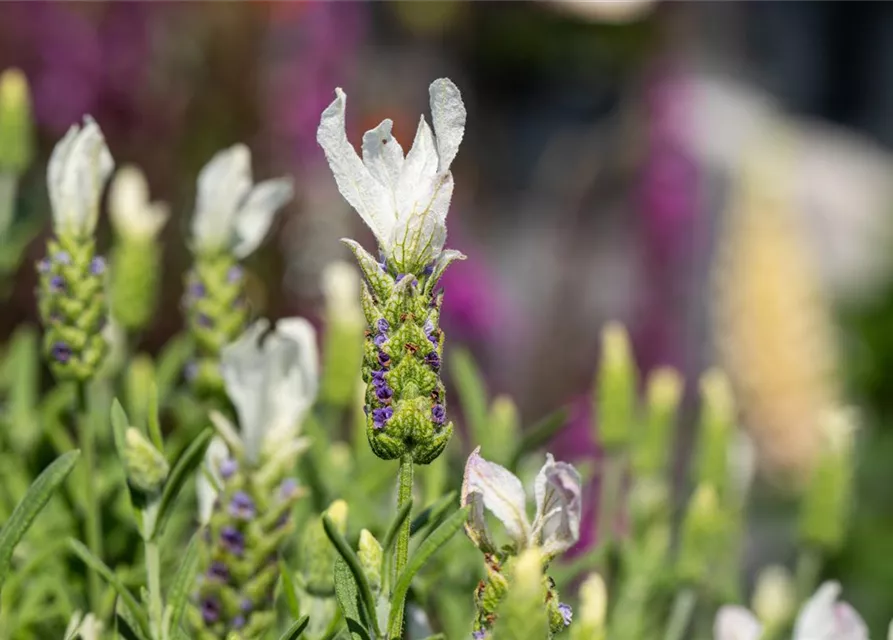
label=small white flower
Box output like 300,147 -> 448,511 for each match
48,116 -> 114,237
714,581 -> 868,640
109,165 -> 169,240
317,78 -> 466,273
461,447 -> 581,558
191,144 -> 294,258
220,317 -> 319,463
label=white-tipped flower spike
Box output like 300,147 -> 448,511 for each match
714,581 -> 868,640
219,317 -> 319,464
461,447 -> 582,558
191,143 -> 294,259
109,165 -> 169,240
47,116 -> 114,238
317,78 -> 466,274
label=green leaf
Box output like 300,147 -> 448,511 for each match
150,428 -> 213,540
279,559 -> 301,619
110,399 -> 130,461
382,498 -> 413,555
323,515 -> 379,637
449,349 -> 489,447
68,538 -> 151,637
334,558 -> 373,640
0,450 -> 80,591
155,333 -> 195,403
165,533 -> 199,638
508,407 -> 569,472
147,381 -> 163,452
278,615 -> 310,640
387,506 -> 469,634
410,491 -> 456,539
116,596 -> 151,640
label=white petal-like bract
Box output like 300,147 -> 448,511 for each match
533,454 -> 583,557
461,447 -> 531,550
109,165 -> 169,240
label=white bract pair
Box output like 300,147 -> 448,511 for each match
48,117 -> 114,238
190,144 -> 294,258
108,165 -> 169,241
197,317 -> 318,524
461,447 -> 582,558
715,581 -> 869,640
317,78 -> 466,274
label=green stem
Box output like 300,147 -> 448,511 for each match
78,381 -> 103,613
388,454 -> 414,639
795,546 -> 823,601
595,454 -> 623,577
0,171 -> 16,241
663,588 -> 697,640
145,538 -> 163,639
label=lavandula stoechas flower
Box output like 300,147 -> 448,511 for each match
317,78 -> 467,463
461,448 -> 582,637
108,165 -> 169,331
183,145 -> 293,398
192,317 -> 317,638
36,117 -> 113,381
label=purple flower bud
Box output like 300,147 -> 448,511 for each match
90,256 -> 106,275
229,491 -> 256,520
428,334 -> 439,346
372,407 -> 393,430
189,281 -> 206,299
423,319 -> 434,335
375,384 -> 393,402
473,631 -> 488,640
558,603 -> 573,626
220,526 -> 245,556
373,333 -> 387,347
201,597 -> 221,624
432,404 -> 446,425
279,477 -> 298,499
423,262 -> 435,276
207,561 -> 229,582
227,265 -> 243,283
240,598 -> 253,613
54,251 -> 71,265
51,342 -> 72,364
219,458 -> 237,479
396,273 -> 406,283
197,313 -> 213,328
37,258 -> 51,273
424,352 -> 441,370
376,318 -> 390,334
371,370 -> 387,387
232,615 -> 246,629
378,351 -> 390,367
49,275 -> 65,293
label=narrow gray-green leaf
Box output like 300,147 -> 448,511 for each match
155,333 -> 195,404
388,506 -> 470,634
68,538 -> 150,637
110,399 -> 130,461
279,559 -> 301,619
165,533 -> 199,637
382,498 -> 413,555
0,450 -> 80,590
117,596 -> 151,640
449,349 -> 488,446
278,615 -> 310,640
323,515 -> 378,637
151,428 -> 213,540
334,558 -> 372,640
410,492 -> 456,538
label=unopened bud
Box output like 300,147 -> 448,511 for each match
491,549 -> 549,639
571,573 -> 607,640
357,529 -> 383,592
677,484 -> 725,585
595,322 -> 637,451
633,367 -> 682,477
123,427 -> 169,493
696,369 -> 736,496
302,501 -> 349,596
0,68 -> 34,173
752,565 -> 795,631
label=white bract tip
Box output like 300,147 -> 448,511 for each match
109,165 -> 169,240
220,317 -> 319,464
714,605 -> 763,640
48,116 -> 114,237
191,144 -> 293,258
317,78 -> 466,273
461,447 -> 581,558
793,581 -> 868,640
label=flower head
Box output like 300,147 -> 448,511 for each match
317,78 -> 466,274
191,144 -> 294,258
47,116 -> 114,237
714,581 -> 868,640
461,447 -> 582,558
109,165 -> 169,240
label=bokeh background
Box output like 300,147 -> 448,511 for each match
3,0 -> 893,635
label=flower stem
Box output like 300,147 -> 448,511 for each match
795,546 -> 823,600
663,588 -> 697,640
145,537 -> 163,639
596,454 -> 623,577
388,454 -> 414,639
78,381 -> 103,612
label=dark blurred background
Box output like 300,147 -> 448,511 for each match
3,0 -> 893,633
